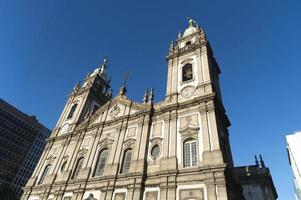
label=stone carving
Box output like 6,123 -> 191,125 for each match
84,193 -> 97,200
181,58 -> 193,65
98,136 -> 114,149
179,126 -> 200,140
77,148 -> 88,158
123,138 -> 136,149
109,105 -> 121,117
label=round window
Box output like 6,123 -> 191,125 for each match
151,145 -> 160,160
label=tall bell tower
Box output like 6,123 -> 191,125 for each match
165,19 -> 223,104
52,58 -> 112,137
166,18 -> 234,168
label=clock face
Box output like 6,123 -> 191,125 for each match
61,123 -> 69,133
180,86 -> 195,98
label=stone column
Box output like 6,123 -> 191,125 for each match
199,103 -> 211,152
162,115 -> 170,158
166,59 -> 173,96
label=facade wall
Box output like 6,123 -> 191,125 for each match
22,20 -> 243,200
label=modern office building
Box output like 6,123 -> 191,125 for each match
286,132 -> 301,200
0,98 -> 51,198
22,19 -> 277,200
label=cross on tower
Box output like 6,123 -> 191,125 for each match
122,72 -> 131,87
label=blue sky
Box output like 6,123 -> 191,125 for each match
1,0 -> 300,199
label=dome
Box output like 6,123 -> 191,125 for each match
183,25 -> 198,37
183,19 -> 199,37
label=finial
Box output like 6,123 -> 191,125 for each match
119,86 -> 127,96
178,31 -> 182,39
119,72 -> 131,97
103,56 -> 109,68
255,155 -> 259,166
99,56 -> 109,75
186,17 -> 197,27
169,41 -> 174,50
86,71 -> 92,78
73,81 -> 81,92
259,154 -> 266,168
149,88 -> 154,104
143,89 -> 149,103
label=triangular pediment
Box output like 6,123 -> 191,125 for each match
76,95 -> 150,129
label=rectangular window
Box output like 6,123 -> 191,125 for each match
114,193 -> 126,200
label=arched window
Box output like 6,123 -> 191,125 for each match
121,149 -> 132,174
60,161 -> 67,172
93,149 -> 108,177
38,164 -> 51,185
72,157 -> 84,179
182,63 -> 193,82
67,104 -> 77,119
183,139 -> 197,167
185,41 -> 192,46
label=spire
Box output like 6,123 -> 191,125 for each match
143,89 -> 149,103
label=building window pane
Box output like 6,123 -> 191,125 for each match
72,157 -> 84,179
67,104 -> 77,119
38,164 -> 51,185
93,149 -> 108,176
182,63 -> 193,82
121,149 -> 132,174
183,139 -> 197,167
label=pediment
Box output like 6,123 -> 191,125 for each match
77,96 -> 150,129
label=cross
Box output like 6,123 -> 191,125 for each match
122,72 -> 131,87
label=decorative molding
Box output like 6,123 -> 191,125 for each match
123,138 -> 136,149
77,148 -> 88,158
179,125 -> 200,141
180,58 -> 193,65
98,137 -> 114,149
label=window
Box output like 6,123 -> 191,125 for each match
72,157 -> 84,179
151,145 -> 160,161
185,41 -> 192,46
183,139 -> 197,167
121,149 -> 132,174
61,161 -> 67,172
93,149 -> 108,176
182,63 -> 193,82
38,164 -> 51,185
67,104 -> 77,119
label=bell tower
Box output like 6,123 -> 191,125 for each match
52,58 -> 112,136
166,19 -> 234,168
165,19 -> 223,104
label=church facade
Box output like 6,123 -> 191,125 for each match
22,19 -> 245,200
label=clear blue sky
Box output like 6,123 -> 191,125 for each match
0,0 -> 300,199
